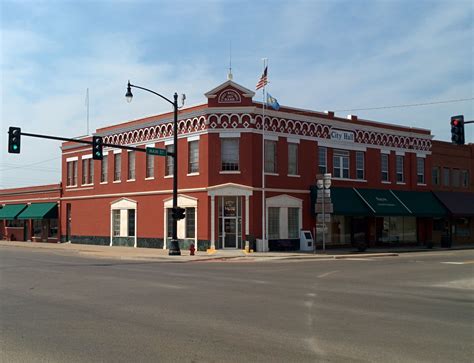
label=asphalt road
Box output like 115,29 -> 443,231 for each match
0,247 -> 473,363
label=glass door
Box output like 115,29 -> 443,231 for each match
218,196 -> 242,249
224,218 -> 237,248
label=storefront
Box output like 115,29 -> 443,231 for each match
0,204 -> 28,241
17,202 -> 59,242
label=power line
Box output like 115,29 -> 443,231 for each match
334,97 -> 474,112
0,156 -> 61,172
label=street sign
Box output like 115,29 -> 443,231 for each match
315,203 -> 333,214
146,147 -> 167,156
316,223 -> 328,233
317,189 -> 331,198
317,214 -> 331,223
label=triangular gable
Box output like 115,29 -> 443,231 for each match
205,80 -> 255,107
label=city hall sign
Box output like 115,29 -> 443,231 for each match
330,129 -> 355,142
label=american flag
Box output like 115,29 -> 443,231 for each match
256,66 -> 268,90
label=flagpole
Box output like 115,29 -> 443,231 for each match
261,58 -> 267,252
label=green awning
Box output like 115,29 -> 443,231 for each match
0,204 -> 27,220
17,203 -> 58,220
331,187 -> 373,216
393,191 -> 447,217
355,188 -> 411,216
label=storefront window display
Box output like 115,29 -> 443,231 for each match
376,216 -> 417,244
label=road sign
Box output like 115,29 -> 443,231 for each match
146,147 -> 167,156
317,214 -> 331,223
316,223 -> 328,233
315,203 -> 333,214
317,189 -> 331,198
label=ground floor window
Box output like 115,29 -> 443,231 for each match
33,220 -> 42,238
128,210 -> 135,237
376,216 -> 416,243
112,210 -> 120,237
49,219 -> 58,238
268,207 -> 280,239
454,218 -> 471,238
167,208 -> 173,238
112,208 -> 136,238
185,208 -> 195,238
287,208 -> 299,239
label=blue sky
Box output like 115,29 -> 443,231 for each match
1,0 -> 473,188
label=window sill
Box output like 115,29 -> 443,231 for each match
127,179 -> 136,182
332,177 -> 367,182
265,172 -> 279,176
287,174 -> 300,178
164,175 -> 173,179
81,183 -> 94,187
66,185 -> 78,188
396,182 -> 406,185
417,183 -> 427,186
100,181 -> 108,185
145,177 -> 155,180
381,181 -> 391,184
220,171 -> 241,174
113,180 -> 121,183
187,172 -> 200,177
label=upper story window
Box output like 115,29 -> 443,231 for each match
128,151 -> 136,180
264,140 -> 277,173
101,155 -> 108,183
114,152 -> 122,181
165,145 -> 174,176
381,153 -> 389,182
356,151 -> 364,180
461,170 -> 469,188
66,160 -> 78,186
333,149 -> 349,179
288,143 -> 298,176
318,147 -> 327,175
396,155 -> 404,183
221,138 -> 239,171
82,158 -> 93,185
432,167 -> 440,185
417,157 -> 425,184
146,152 -> 154,178
443,168 -> 450,186
452,169 -> 460,188
188,140 -> 199,174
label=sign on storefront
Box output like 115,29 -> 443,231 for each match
330,129 -> 355,142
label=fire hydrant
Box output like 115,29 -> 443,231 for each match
189,243 -> 195,256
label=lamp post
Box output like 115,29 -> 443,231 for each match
126,81 -> 184,255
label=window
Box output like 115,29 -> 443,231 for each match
461,170 -> 469,188
452,169 -> 460,188
333,150 -> 349,179
396,155 -> 404,183
188,140 -> 199,173
33,220 -> 42,238
288,208 -> 299,239
288,143 -> 298,175
112,210 -> 120,236
318,147 -> 327,175
101,155 -> 108,183
417,157 -> 425,184
146,153 -> 154,178
66,160 -> 78,186
185,208 -> 195,238
381,154 -> 389,182
443,168 -> 450,186
268,207 -> 280,239
127,209 -> 135,237
432,167 -> 440,185
49,219 -> 58,238
356,151 -> 364,180
114,153 -> 121,181
128,151 -> 135,180
82,158 -> 93,185
264,140 -> 277,173
165,145 -> 174,176
221,138 -> 239,171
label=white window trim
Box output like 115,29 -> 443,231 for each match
219,171 -> 241,174
332,177 -> 367,182
145,177 -> 155,181
113,149 -> 122,154
416,153 -> 427,158
187,172 -> 200,177
287,137 -> 300,144
110,198 -> 137,248
164,175 -> 173,179
82,154 -> 93,160
288,174 -> 301,178
187,135 -> 200,142
265,172 -> 279,176
381,150 -> 391,155
66,156 -> 78,162
264,135 -> 279,141
164,139 -> 174,146
219,132 -> 241,138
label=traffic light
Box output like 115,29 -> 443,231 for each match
8,127 -> 21,154
451,115 -> 465,145
172,207 -> 186,220
92,136 -> 103,160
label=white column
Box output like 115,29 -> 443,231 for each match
245,195 -> 250,236
210,195 -> 215,249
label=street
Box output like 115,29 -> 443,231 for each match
1,247 -> 473,362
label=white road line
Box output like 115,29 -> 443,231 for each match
317,270 -> 339,278
344,258 -> 374,261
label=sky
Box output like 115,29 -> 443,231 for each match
1,0 -> 473,188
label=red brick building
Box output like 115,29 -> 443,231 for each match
2,79 -> 472,249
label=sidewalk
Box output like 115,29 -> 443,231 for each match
1,240 -> 472,263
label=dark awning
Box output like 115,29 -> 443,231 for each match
433,191 -> 474,217
17,203 -> 58,220
0,204 -> 27,220
393,191 -> 447,217
355,188 -> 411,216
331,187 -> 373,216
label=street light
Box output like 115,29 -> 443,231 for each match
125,81 -> 185,256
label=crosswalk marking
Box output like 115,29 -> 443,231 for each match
441,261 -> 474,265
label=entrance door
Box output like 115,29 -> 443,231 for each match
66,203 -> 71,242
223,218 -> 237,248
